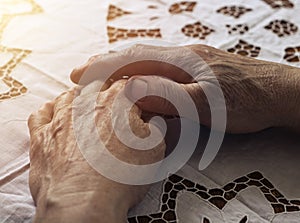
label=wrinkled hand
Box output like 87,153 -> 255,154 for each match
71,44 -> 300,133
28,80 -> 166,223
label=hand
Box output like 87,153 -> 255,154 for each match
71,44 -> 300,133
28,80 -> 166,223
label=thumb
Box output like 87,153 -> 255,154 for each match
124,76 -> 206,120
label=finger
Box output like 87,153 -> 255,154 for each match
70,44 -> 194,86
28,101 -> 54,136
124,76 -> 211,125
70,55 -> 102,84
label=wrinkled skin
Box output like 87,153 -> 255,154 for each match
71,44 -> 300,133
28,80 -> 166,223
28,44 -> 300,222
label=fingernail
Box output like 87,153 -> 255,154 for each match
128,78 -> 148,101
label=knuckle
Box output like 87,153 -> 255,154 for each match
89,55 -> 100,62
28,113 -> 36,127
132,44 -> 147,49
126,44 -> 147,54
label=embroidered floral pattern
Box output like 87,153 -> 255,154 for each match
107,4 -> 131,21
0,47 -> 31,101
226,24 -> 249,35
182,21 -> 214,40
227,40 -> 261,57
203,216 -> 248,223
107,26 -> 162,43
265,19 -> 298,37
169,1 -> 197,14
284,46 -> 300,63
261,0 -> 294,9
128,171 -> 300,223
0,0 -> 42,101
217,6 -> 252,19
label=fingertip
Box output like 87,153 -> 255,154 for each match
70,68 -> 81,84
136,97 -> 178,116
124,76 -> 148,103
70,55 -> 101,84
125,76 -> 178,116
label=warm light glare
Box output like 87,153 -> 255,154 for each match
0,0 -> 32,16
